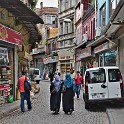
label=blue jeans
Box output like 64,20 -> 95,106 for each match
20,92 -> 32,112
75,84 -> 81,97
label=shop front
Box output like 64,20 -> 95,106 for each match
58,50 -> 74,80
80,47 -> 93,76
94,42 -> 117,67
0,24 -> 22,104
43,57 -> 58,79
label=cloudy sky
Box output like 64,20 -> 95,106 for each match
36,0 -> 58,8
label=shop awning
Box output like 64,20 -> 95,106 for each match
0,0 -> 44,43
0,0 -> 43,24
87,35 -> 106,47
18,51 -> 33,61
75,41 -> 87,49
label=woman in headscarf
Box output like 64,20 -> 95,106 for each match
50,73 -> 61,114
62,72 -> 74,114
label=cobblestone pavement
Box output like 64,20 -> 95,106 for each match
0,81 -> 109,124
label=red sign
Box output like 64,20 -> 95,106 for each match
0,84 -> 10,91
0,24 -> 22,46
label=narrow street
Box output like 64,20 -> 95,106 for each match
0,81 -> 109,124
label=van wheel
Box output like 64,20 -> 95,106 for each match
85,102 -> 90,110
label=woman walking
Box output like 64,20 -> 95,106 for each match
50,73 -> 61,114
62,72 -> 74,115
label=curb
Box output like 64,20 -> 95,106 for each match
106,109 -> 115,124
0,93 -> 40,119
0,106 -> 20,119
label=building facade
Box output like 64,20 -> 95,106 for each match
33,2 -> 58,78
58,0 -> 77,79
75,0 -> 96,76
0,0 -> 43,103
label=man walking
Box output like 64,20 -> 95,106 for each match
18,71 -> 32,113
74,71 -> 82,98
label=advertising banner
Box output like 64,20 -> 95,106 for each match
0,24 -> 22,46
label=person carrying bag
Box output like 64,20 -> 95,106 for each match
18,71 -> 32,113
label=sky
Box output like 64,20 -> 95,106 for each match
36,0 -> 58,8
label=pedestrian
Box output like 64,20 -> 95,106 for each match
62,72 -> 74,115
55,69 -> 60,75
18,71 -> 32,113
48,70 -> 54,84
74,71 -> 82,98
50,72 -> 61,114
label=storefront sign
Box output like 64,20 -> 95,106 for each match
43,57 -> 58,64
80,47 -> 91,59
94,42 -> 109,54
0,24 -> 22,46
58,50 -> 74,60
76,49 -> 81,61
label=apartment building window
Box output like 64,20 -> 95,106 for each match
60,41 -> 64,47
93,18 -> 95,39
65,0 -> 68,10
70,0 -> 76,7
60,22 -> 63,35
65,22 -> 69,34
46,16 -> 51,24
110,0 -> 120,15
100,3 -> 106,27
46,15 -> 56,24
52,42 -> 56,51
91,21 -> 93,40
71,18 -> 74,32
60,0 -> 65,12
48,44 -> 51,54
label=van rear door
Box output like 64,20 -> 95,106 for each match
108,69 -> 122,99
88,68 -> 108,100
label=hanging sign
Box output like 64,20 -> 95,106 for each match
0,24 -> 22,46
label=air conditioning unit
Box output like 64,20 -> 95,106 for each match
95,27 -> 101,37
83,34 -> 88,42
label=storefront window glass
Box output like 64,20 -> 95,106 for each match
99,54 -> 104,67
104,50 -> 116,66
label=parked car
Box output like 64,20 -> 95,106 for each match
83,66 -> 124,109
29,68 -> 41,84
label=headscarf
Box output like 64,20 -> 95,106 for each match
53,74 -> 61,92
65,73 -> 73,88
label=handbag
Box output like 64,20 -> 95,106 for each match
24,77 -> 31,92
61,81 -> 66,93
50,83 -> 57,94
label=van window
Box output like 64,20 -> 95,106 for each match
34,70 -> 39,75
88,69 -> 106,83
108,69 -> 120,82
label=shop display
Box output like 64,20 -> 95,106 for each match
0,47 -> 11,104
60,63 -> 71,74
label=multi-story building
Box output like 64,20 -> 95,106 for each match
32,2 -> 58,78
21,0 -> 38,10
0,0 -> 43,102
88,0 -> 121,68
58,0 -> 77,79
93,0 -> 124,81
75,0 -> 96,75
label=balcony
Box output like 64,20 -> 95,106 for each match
58,32 -> 75,41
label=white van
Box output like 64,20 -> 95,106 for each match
29,68 -> 41,84
83,66 -> 124,109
